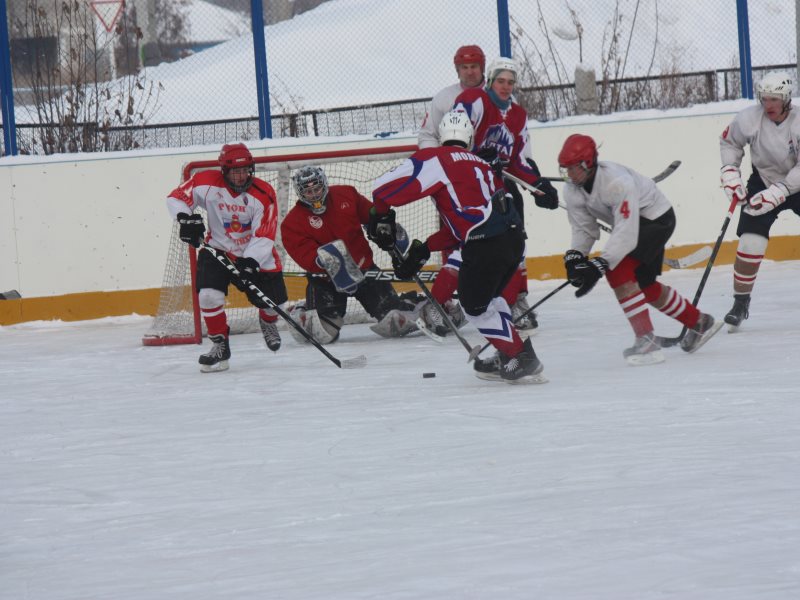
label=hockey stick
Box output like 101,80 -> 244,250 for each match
388,246 -> 482,360
505,162 -> 709,270
474,280 -> 571,357
537,160 -> 682,184
658,195 -> 740,348
281,269 -> 441,282
201,244 -> 367,369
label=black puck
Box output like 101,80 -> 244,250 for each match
422,372 -> 436,378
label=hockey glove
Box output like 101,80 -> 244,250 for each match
720,165 -> 746,205
563,249 -> 586,286
572,257 -> 609,298
234,256 -> 261,288
177,213 -> 205,248
476,146 -> 508,176
744,183 -> 787,216
533,177 -> 559,210
367,207 -> 398,251
392,239 -> 431,281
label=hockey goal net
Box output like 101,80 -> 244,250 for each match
142,144 -> 442,346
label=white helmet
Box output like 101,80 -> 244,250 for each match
757,71 -> 793,105
438,111 -> 474,148
486,56 -> 518,87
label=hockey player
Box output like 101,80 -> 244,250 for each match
417,44 -> 486,150
557,134 -> 722,365
452,56 -> 560,331
719,71 -> 800,330
369,111 -> 545,384
167,143 -> 288,372
280,165 -> 426,344
415,44 -> 487,337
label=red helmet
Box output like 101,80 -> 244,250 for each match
219,143 -> 254,193
558,134 -> 598,169
219,143 -> 254,169
453,45 -> 485,71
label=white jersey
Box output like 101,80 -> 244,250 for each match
417,82 -> 473,149
166,170 -> 283,272
720,104 -> 800,194
563,161 -> 672,269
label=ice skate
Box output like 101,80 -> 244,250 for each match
473,351 -> 503,381
199,330 -> 231,373
446,301 -> 467,330
419,300 -> 449,337
259,316 -> 281,352
680,313 -> 723,353
499,338 -> 547,384
511,292 -> 538,334
724,294 -> 750,332
623,332 -> 665,366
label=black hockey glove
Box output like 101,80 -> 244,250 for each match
367,207 -> 398,251
392,239 -> 431,281
533,178 -> 559,210
572,257 -> 609,298
234,256 -> 261,288
476,146 -> 508,177
177,213 -> 205,248
563,249 -> 586,285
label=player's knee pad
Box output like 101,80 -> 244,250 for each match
739,232 -> 768,256
198,287 -> 226,310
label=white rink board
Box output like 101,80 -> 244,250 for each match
1,104 -> 798,299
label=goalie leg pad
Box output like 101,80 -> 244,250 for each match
317,240 -> 365,294
287,303 -> 342,345
369,309 -> 418,338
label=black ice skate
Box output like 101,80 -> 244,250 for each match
623,332 -> 665,366
473,351 -> 503,381
259,317 -> 281,352
724,294 -> 750,332
680,313 -> 723,354
499,338 -> 547,385
199,329 -> 231,372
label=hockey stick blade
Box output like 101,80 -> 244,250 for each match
415,317 -> 445,344
339,354 -> 368,369
663,246 -> 712,269
652,160 -> 681,183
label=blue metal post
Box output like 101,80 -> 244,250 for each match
736,0 -> 753,99
0,0 -> 18,155
250,0 -> 272,139
496,0 -> 511,58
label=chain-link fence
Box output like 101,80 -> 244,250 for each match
1,0 -> 797,156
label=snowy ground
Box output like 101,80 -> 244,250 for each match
2,261 -> 799,600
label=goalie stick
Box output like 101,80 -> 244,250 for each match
201,244 -> 367,369
388,245 -> 482,360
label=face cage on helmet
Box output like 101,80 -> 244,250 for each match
298,181 -> 327,214
223,165 -> 255,194
559,161 -> 593,185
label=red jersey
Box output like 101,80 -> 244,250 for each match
166,169 -> 282,271
452,87 -> 540,187
280,185 -> 377,272
372,146 -> 507,248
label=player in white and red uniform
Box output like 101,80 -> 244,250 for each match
719,71 -> 800,330
558,134 -> 722,365
370,112 -> 545,384
452,57 -> 559,332
280,165 -> 425,344
167,143 -> 287,372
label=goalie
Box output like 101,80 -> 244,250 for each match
280,165 -> 429,344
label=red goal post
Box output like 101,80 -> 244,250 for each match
142,144 -> 443,346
